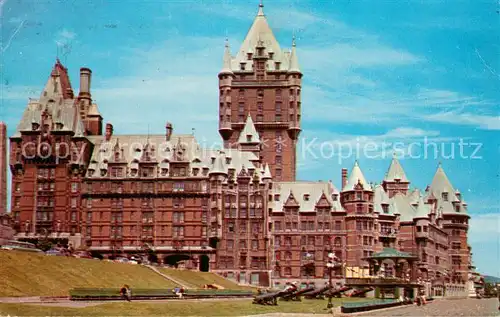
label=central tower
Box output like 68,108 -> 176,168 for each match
218,3 -> 302,182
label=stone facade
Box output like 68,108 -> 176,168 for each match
8,3 -> 473,289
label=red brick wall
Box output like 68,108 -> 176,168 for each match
0,122 -> 7,214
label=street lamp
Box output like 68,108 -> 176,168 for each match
326,252 -> 337,309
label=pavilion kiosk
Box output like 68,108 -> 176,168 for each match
345,248 -> 423,300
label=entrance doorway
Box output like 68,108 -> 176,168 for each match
199,255 -> 210,272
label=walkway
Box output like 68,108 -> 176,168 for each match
143,265 -> 191,289
356,298 -> 499,316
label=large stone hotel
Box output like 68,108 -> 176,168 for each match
4,3 -> 474,293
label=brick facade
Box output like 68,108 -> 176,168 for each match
0,122 -> 7,214
8,3 -> 471,289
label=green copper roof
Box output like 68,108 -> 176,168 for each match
369,248 -> 417,259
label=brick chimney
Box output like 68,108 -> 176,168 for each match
341,168 -> 348,189
105,123 -> 113,141
79,67 -> 92,98
165,122 -> 173,141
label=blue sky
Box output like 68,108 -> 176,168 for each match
0,0 -> 499,276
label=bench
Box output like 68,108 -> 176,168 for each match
341,299 -> 401,313
69,288 -> 254,301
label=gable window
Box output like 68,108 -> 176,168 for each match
442,192 -> 448,201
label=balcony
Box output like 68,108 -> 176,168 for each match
379,230 -> 397,238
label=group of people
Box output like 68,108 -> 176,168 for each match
119,285 -> 186,301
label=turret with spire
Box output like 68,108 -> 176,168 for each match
382,154 -> 410,198
217,2 -> 302,182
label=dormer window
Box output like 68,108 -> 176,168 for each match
269,52 -> 274,60
274,194 -> 280,201
332,194 -> 338,202
246,135 -> 252,142
225,157 -> 231,165
240,62 -> 246,71
442,192 -> 449,201
161,168 -> 168,176
247,53 -> 252,60
303,194 -> 310,201
382,204 -> 389,214
275,62 -> 280,70
211,157 -> 216,164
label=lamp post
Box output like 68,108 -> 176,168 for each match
326,251 -> 337,309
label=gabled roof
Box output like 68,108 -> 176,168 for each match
272,181 -> 343,213
12,60 -> 84,138
262,163 -> 272,179
238,114 -> 260,144
373,184 -> 391,214
342,161 -> 372,192
283,191 -> 300,208
384,156 -> 409,182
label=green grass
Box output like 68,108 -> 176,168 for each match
159,268 -> 255,290
0,250 -> 175,297
0,298 -> 366,316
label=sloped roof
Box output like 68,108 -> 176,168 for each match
238,114 -> 260,144
229,3 -> 293,72
342,161 -> 372,192
384,156 -> 409,182
12,60 -> 84,138
414,196 -> 431,219
392,193 -> 415,221
288,38 -> 300,73
373,184 -> 391,214
85,134 -> 261,180
272,181 -> 344,212
368,248 -> 417,259
427,164 -> 467,215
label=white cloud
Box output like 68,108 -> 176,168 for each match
423,111 -> 500,130
55,29 -> 76,48
468,213 -> 500,243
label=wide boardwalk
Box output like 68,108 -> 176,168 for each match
357,298 -> 499,316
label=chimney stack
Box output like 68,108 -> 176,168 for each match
79,67 -> 92,98
341,168 -> 348,190
165,122 -> 173,141
105,123 -> 113,141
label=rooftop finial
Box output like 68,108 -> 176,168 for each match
257,0 -> 264,16
225,37 -> 229,48
292,31 -> 296,47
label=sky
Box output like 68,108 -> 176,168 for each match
0,0 -> 499,276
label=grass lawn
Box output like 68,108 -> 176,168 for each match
0,251 -> 175,297
159,268 -> 255,290
0,298 -> 366,316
